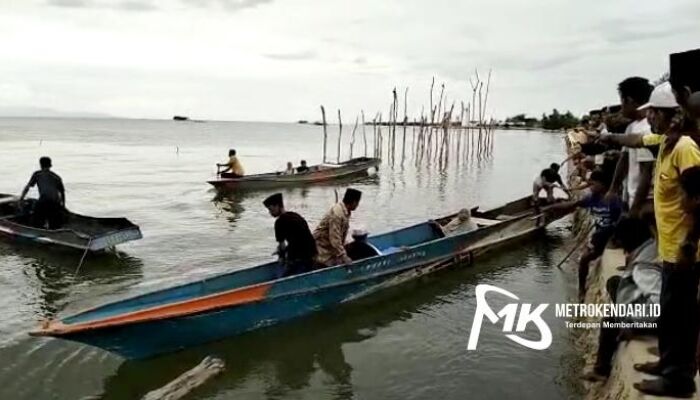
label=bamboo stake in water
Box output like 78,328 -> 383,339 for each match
361,110 -> 368,157
336,109 -> 343,163
349,115 -> 358,159
321,105 -> 328,163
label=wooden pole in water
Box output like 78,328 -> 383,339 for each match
349,115 -> 358,159
336,109 -> 343,163
142,356 -> 225,400
321,105 -> 328,163
402,87 -> 408,163
361,110 -> 368,157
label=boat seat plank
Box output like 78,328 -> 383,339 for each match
471,217 -> 500,226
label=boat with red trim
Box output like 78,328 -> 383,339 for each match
30,195 -> 568,359
207,157 -> 381,191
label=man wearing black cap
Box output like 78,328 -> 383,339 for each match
669,49 -> 700,110
313,188 -> 362,267
18,156 -> 66,229
263,193 -> 317,277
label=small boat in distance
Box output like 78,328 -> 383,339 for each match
31,195 -> 570,359
207,157 -> 381,191
0,194 -> 142,252
173,115 -> 189,121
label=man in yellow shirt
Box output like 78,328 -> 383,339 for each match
217,149 -> 245,178
600,49 -> 700,397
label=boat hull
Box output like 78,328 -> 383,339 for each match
0,194 -> 142,251
207,157 -> 381,190
37,202 -> 566,359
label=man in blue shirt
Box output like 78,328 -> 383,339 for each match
551,170 -> 623,300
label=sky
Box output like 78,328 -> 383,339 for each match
1,0 -> 699,121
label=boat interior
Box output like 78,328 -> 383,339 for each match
0,194 -> 137,236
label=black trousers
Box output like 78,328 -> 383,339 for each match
595,276 -> 622,374
282,258 -> 314,277
658,263 -> 700,388
32,199 -> 64,229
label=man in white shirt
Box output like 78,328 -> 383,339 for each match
606,77 -> 655,216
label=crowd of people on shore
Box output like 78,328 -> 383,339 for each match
557,48 -> 700,398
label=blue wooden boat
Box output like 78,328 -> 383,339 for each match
30,195 -> 569,359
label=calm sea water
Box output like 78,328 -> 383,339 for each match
0,118 -> 582,399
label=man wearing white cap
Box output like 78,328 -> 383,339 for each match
605,77 -> 654,217
599,68 -> 700,396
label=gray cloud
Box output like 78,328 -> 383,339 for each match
263,50 -> 317,61
181,0 -> 273,12
46,0 -> 157,11
47,0 -> 90,7
353,56 -> 367,65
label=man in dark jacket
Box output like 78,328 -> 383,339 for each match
19,156 -> 65,229
263,193 -> 317,277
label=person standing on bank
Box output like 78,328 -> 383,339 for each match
18,156 -> 66,229
314,188 -> 362,267
598,49 -> 700,398
605,77 -> 654,216
263,193 -> 317,277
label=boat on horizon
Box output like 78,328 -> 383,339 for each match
207,157 -> 381,191
0,194 -> 142,252
30,194 -> 570,359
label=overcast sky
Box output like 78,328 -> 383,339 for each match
1,0 -> 699,121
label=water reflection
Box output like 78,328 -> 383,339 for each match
0,243 -> 143,318
211,192 -> 250,227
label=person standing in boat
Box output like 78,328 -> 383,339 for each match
314,188 -> 362,267
18,156 -> 66,229
217,149 -> 245,178
263,193 -> 317,277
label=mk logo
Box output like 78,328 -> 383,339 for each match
467,284 -> 552,351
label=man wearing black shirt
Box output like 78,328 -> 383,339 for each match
532,163 -> 571,204
19,156 -> 66,229
263,193 -> 317,277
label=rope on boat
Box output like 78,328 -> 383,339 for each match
74,237 -> 93,276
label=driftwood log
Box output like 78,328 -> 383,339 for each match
141,356 -> 225,400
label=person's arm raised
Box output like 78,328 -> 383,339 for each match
598,133 -> 644,148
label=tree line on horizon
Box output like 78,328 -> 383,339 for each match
503,109 -> 580,130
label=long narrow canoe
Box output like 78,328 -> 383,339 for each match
207,157 -> 381,190
0,194 -> 142,252
31,195 -> 569,358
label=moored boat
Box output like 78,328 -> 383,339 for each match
0,194 -> 142,251
207,157 -> 381,191
30,195 -> 569,359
